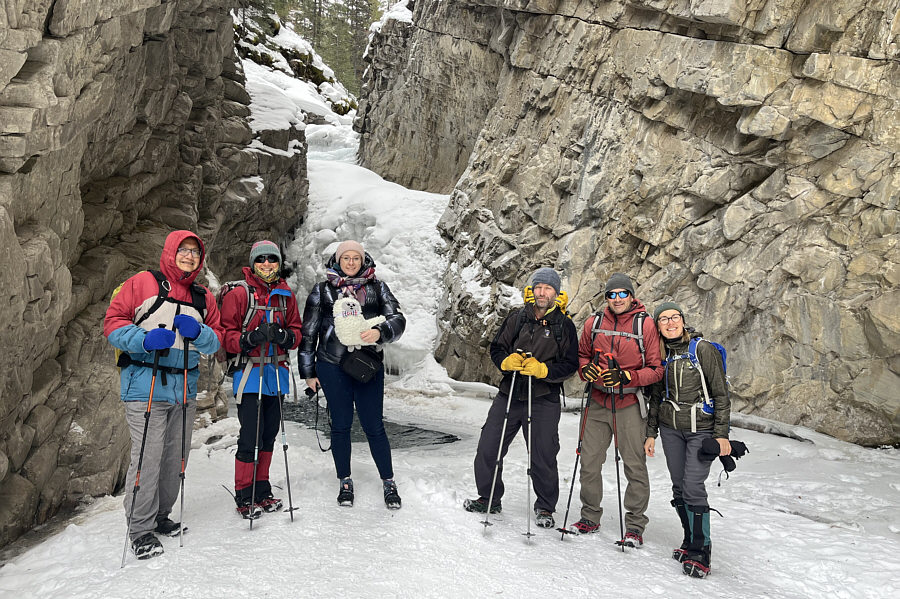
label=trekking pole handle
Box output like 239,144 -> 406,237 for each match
604,353 -> 620,371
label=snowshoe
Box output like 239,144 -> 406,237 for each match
535,509 -> 555,529
337,478 -> 354,507
569,518 -> 600,534
463,497 -> 501,514
154,517 -> 187,537
255,494 -> 283,513
132,532 -> 164,560
383,480 -> 401,510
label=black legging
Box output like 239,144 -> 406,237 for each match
236,394 -> 281,462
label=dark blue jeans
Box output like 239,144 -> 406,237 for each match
317,360 -> 393,480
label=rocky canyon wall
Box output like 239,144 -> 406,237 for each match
356,0 -> 900,445
0,0 -> 307,548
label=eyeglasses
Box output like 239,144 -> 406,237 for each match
605,290 -> 631,300
657,314 -> 683,324
176,247 -> 202,258
254,255 -> 280,264
340,255 -> 362,263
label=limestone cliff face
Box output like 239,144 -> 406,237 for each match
0,0 -> 306,548
356,0 -> 900,445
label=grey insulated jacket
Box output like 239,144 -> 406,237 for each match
298,253 -> 405,378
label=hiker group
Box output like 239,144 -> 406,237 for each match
462,267 -> 747,579
104,229 -> 745,578
104,231 -> 404,563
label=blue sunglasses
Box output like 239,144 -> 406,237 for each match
605,290 -> 631,299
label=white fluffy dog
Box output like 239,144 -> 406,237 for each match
333,296 -> 386,351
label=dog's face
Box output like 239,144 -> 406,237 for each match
335,296 -> 362,318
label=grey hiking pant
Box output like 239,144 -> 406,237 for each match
473,392 -> 561,513
123,399 -> 196,540
659,425 -> 714,507
578,402 -> 650,533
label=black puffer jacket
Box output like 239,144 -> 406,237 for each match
298,253 -> 405,378
647,336 -> 730,438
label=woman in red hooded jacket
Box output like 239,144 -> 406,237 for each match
105,230 -> 223,559
220,241 -> 302,518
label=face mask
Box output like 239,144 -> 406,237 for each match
253,264 -> 279,283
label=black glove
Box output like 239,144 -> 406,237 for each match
240,325 -> 268,353
700,438 -> 749,473
268,323 -> 295,349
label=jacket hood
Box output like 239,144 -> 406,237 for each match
325,251 -> 376,275
160,230 -> 205,285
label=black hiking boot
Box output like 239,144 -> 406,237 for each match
132,532 -> 164,560
383,479 -> 401,510
535,509 -> 555,529
154,517 -> 186,537
672,498 -> 690,562
337,477 -> 354,507
463,497 -> 501,514
236,496 -> 261,520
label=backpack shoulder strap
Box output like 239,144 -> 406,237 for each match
589,313 -> 604,346
632,311 -> 648,368
134,270 -> 169,327
189,282 -> 208,321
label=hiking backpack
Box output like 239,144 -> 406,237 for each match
111,270 -> 208,369
214,280 -> 288,375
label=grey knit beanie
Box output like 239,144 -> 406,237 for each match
654,301 -> 684,322
604,272 -> 635,296
529,267 -> 561,294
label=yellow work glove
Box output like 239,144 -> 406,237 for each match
600,368 -> 631,387
523,285 -> 534,304
500,352 -> 526,371
555,290 -> 569,313
521,357 -> 549,379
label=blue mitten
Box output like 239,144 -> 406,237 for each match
143,328 -> 176,352
173,314 -> 201,341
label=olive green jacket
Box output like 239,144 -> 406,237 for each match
647,337 -> 730,438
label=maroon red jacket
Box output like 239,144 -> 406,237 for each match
221,267 -> 302,365
577,298 -> 664,409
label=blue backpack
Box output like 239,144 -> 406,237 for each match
663,337 -> 728,420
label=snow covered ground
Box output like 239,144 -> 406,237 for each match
2,14 -> 900,598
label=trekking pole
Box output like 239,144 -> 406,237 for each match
248,342 -> 268,529
121,326 -> 165,568
558,377 -> 593,539
483,350 -> 524,532
179,337 -> 189,547
523,370 -> 535,541
606,353 -> 626,552
273,335 -> 296,521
